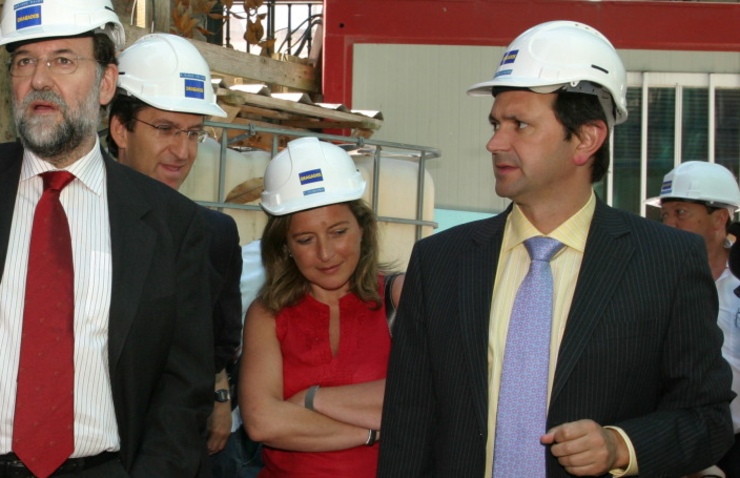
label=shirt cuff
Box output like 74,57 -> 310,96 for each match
603,426 -> 639,477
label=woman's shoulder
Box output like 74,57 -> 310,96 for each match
246,298 -> 278,323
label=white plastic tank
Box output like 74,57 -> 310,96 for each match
351,148 -> 435,269
180,138 -> 270,248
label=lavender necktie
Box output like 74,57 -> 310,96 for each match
493,236 -> 564,477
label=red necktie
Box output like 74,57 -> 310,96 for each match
13,171 -> 76,478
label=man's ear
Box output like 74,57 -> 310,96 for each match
109,114 -> 128,155
98,64 -> 118,106
712,208 -> 731,232
573,120 -> 608,166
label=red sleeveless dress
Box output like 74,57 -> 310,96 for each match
259,277 -> 391,478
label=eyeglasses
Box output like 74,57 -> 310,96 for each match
7,56 -> 104,77
132,118 -> 209,144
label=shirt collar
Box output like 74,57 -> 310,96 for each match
20,137 -> 106,196
504,190 -> 597,254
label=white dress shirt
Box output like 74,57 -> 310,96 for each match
716,259 -> 740,434
0,139 -> 120,456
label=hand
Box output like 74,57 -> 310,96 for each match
207,400 -> 233,455
540,419 -> 628,476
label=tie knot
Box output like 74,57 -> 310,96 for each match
524,236 -> 564,262
41,171 -> 75,192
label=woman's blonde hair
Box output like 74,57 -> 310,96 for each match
258,199 -> 388,314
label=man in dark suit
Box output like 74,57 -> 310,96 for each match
378,20 -> 735,478
105,34 -> 252,478
0,1 -> 214,477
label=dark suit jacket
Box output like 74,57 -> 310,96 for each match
0,142 -> 215,478
200,206 -> 242,373
377,200 -> 735,478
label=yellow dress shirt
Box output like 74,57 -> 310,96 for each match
484,191 -> 637,477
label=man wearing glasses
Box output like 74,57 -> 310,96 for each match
0,2 -> 214,477
107,34 -> 225,190
106,33 -> 252,478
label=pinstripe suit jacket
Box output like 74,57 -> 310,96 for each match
378,199 -> 735,478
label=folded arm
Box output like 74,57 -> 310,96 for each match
239,300 -> 373,452
287,379 -> 385,430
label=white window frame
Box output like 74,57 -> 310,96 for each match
606,72 -> 740,216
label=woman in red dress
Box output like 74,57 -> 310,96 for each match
239,137 -> 403,478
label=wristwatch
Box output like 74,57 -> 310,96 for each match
214,389 -> 230,402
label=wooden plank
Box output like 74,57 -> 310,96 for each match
153,0 -> 171,35
281,120 -> 379,130
121,24 -> 319,93
238,104 -> 297,121
215,88 -> 383,130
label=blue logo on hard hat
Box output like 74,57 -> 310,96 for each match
500,50 -> 518,65
16,5 -> 42,30
300,169 -> 324,185
494,49 -> 518,78
181,73 -> 206,100
661,180 -> 673,194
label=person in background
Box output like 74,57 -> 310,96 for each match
647,161 -> 740,478
223,238 -> 267,477
377,20 -> 734,478
105,34 -> 250,477
239,136 -> 403,478
0,1 -> 214,477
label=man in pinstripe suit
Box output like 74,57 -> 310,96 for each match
378,21 -> 735,478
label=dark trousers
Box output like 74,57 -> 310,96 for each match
209,427 -> 262,478
51,458 -> 127,478
718,433 -> 740,478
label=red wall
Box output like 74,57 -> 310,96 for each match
323,0 -> 740,106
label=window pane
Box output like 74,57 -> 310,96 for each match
612,88 -> 643,214
645,88 -> 677,221
716,89 -> 740,179
682,88 -> 708,162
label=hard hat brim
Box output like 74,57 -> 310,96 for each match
467,78 -> 568,97
136,94 -> 228,118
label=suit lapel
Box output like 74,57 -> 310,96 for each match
0,144 -> 24,279
459,210 -> 509,433
551,201 -> 634,403
104,155 -> 157,370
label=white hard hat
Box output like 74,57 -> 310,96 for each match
0,0 -> 125,50
645,161 -> 740,212
467,20 -> 628,127
261,137 -> 366,216
117,34 -> 226,118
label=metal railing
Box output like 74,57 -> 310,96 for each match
202,120 -> 441,240
222,0 -> 323,58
